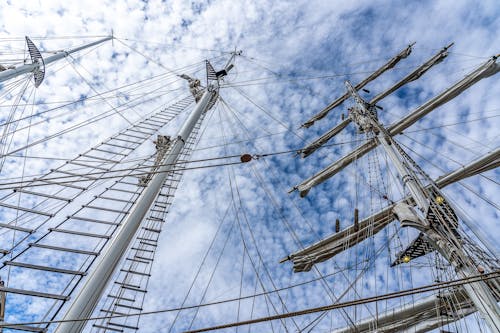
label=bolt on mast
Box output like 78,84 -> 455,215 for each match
344,80 -> 500,332
53,55 -> 237,333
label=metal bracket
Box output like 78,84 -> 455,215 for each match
139,135 -> 172,186
392,202 -> 427,230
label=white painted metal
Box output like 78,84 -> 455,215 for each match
0,36 -> 112,84
285,147 -> 500,272
330,288 -> 475,333
302,43 -> 414,128
378,136 -> 429,212
348,83 -> 500,332
294,56 -> 499,195
54,88 -> 216,333
300,44 -> 454,159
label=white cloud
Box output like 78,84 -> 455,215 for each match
0,0 -> 498,332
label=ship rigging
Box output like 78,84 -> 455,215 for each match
0,34 -> 497,333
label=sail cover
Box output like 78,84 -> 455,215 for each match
285,148 -> 500,272
294,56 -> 500,196
301,43 -> 414,128
300,44 -> 454,158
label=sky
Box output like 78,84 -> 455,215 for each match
0,0 -> 498,332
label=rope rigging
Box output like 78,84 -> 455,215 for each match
3,271 -> 498,330
0,34 -> 497,333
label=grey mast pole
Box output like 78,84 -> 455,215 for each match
54,82 -> 217,333
0,36 -> 112,84
345,81 -> 500,332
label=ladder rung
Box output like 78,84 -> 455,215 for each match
0,222 -> 34,233
52,169 -> 99,180
96,195 -> 134,204
108,187 -> 139,195
162,109 -> 182,113
160,108 -> 182,115
0,285 -> 69,300
67,161 -> 110,171
130,247 -> 154,253
134,255 -> 153,261
136,124 -> 159,131
38,178 -> 87,190
49,228 -> 111,239
100,309 -> 129,316
146,216 -> 164,222
108,322 -> 139,330
80,154 -> 118,163
1,324 -> 47,333
115,303 -> 143,311
117,180 -> 141,186
82,205 -> 129,214
67,215 -> 119,226
142,227 -> 161,233
115,282 -> 147,293
102,141 -> 134,150
153,203 -> 168,209
29,243 -> 98,256
167,111 -> 182,116
91,147 -> 127,156
119,133 -> 147,140
0,202 -> 54,217
107,294 -> 135,302
160,104 -> 183,115
137,237 -> 157,242
4,261 -> 86,275
138,240 -> 157,247
124,129 -> 152,137
120,269 -> 151,277
128,128 -> 154,135
146,117 -> 168,124
146,114 -> 172,125
13,189 -> 71,202
125,257 -> 150,264
113,137 -> 142,145
92,324 -> 123,332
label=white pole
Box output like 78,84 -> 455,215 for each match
54,88 -> 216,333
0,36 -> 112,84
346,80 -> 500,332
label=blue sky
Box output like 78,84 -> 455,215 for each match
0,0 -> 498,332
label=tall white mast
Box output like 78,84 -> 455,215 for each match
285,46 -> 499,332
343,80 -> 500,332
54,56 -> 236,333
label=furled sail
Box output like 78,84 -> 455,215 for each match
301,43 -> 414,128
283,148 -> 500,272
294,55 -> 500,196
331,288 -> 476,333
300,43 -> 453,158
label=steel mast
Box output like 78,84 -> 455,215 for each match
283,48 -> 499,331
342,80 -> 500,332
54,58 -> 235,333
